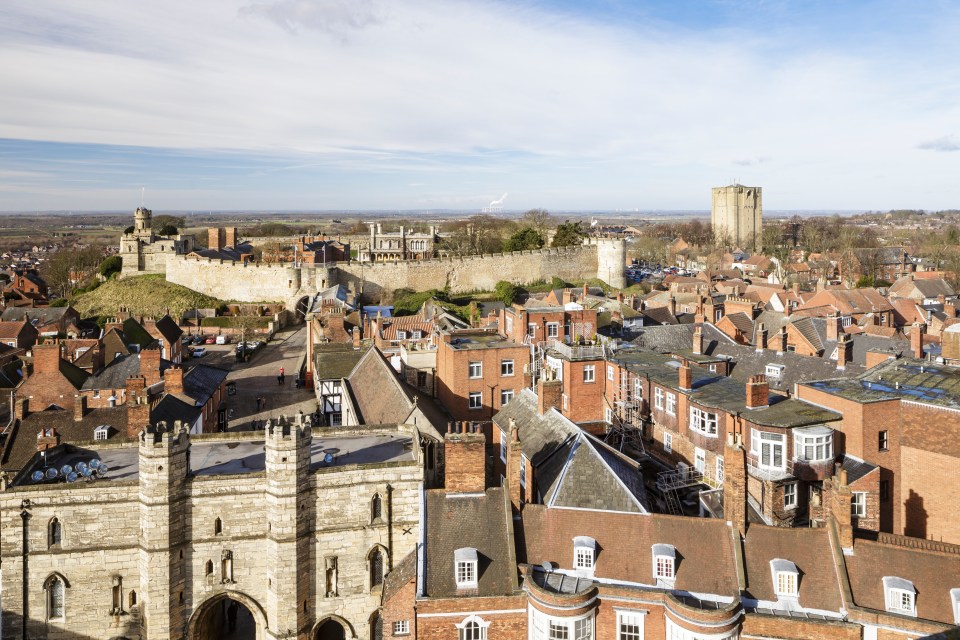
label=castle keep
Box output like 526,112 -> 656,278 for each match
119,208 -> 195,276
712,184 -> 762,251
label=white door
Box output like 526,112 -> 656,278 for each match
695,447 -> 706,475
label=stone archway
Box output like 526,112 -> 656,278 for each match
313,614 -> 357,640
188,591 -> 267,640
295,296 -> 311,321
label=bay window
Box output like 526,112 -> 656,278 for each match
794,426 -> 834,462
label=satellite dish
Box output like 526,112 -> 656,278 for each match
45,468 -> 59,479
81,467 -> 93,478
67,472 -> 78,483
541,561 -> 553,572
76,462 -> 88,473
324,453 -> 334,466
97,464 -> 109,475
60,465 -> 73,475
31,470 -> 44,482
88,459 -> 101,469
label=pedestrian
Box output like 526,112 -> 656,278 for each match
279,366 -> 284,377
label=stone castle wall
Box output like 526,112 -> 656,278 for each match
164,241 -> 622,304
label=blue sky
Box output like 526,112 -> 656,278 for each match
1,0 -> 959,212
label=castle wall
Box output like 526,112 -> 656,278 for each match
165,256 -> 305,303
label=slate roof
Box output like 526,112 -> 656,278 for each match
313,343 -> 369,381
178,364 -> 228,406
121,318 -> 157,350
1,306 -> 76,325
80,353 -> 171,391
839,454 -> 877,484
423,487 -> 517,598
803,358 -> 960,409
742,525 -> 843,613
492,389 -> 576,467
726,312 -> 755,335
152,315 -> 183,342
0,406 -> 130,473
150,393 -> 201,426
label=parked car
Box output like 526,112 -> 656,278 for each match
204,336 -> 216,344
215,335 -> 231,345
192,335 -> 206,345
192,347 -> 207,357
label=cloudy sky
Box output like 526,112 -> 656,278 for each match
1,0 -> 959,212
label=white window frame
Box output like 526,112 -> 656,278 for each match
583,365 -> 595,383
573,536 -> 596,574
547,322 -> 560,338
607,365 -> 614,381
752,429 -> 786,471
665,618 -> 737,640
505,316 -> 513,334
765,364 -> 784,379
793,426 -> 834,462
654,387 -> 664,410
520,455 -> 527,488
883,577 -> 916,616
501,359 -> 515,376
689,407 -> 718,436
468,392 -> 482,410
771,559 -> 799,598
393,620 -> 410,636
500,389 -> 514,406
652,543 -> 676,587
694,447 -> 706,475
499,428 -> 507,463
616,611 -> 644,640
852,492 -> 867,518
411,331 -> 423,340
527,323 -> 537,337
664,431 -> 673,454
396,330 -> 407,340
454,548 -> 478,589
715,456 -> 724,485
665,392 -> 676,416
456,615 -> 489,640
94,425 -> 109,441
784,482 -> 797,510
531,609 -> 594,640
633,378 -> 642,401
605,408 -> 613,423
468,361 -> 482,379
950,588 -> 960,625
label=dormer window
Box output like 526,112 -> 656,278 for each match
770,559 -> 799,598
396,331 -> 407,340
883,576 -> 916,616
573,536 -> 596,573
454,547 -> 478,588
652,544 -> 675,586
94,425 -> 110,441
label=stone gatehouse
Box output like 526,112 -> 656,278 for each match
0,418 -> 424,640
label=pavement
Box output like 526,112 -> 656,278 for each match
186,325 -> 319,433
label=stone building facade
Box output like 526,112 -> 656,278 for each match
119,207 -> 196,276
712,184 -> 762,251
0,418 -> 424,640
359,224 -> 439,262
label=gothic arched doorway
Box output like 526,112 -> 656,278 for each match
295,296 -> 311,321
315,617 -> 347,640
189,592 -> 265,640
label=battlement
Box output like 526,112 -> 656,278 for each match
139,420 -> 189,449
266,414 -> 312,442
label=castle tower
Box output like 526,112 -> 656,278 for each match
138,421 -> 191,639
134,206 -> 153,238
594,238 -> 627,289
264,416 -> 313,639
712,185 -> 762,251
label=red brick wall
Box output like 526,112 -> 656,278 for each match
416,596 -> 526,640
742,614 -> 860,639
560,358 -> 604,423
444,431 -> 486,493
381,573 -> 417,639
436,339 -> 529,422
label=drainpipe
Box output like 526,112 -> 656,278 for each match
386,484 -> 394,571
21,499 -> 31,640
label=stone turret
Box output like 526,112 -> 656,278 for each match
593,238 -> 627,289
138,421 -> 190,639
264,415 -> 313,638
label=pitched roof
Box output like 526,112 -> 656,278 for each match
423,488 -> 517,598
0,320 -> 32,340
80,353 -> 171,391
178,364 -> 229,406
313,343 -> 369,380
152,315 -> 183,342
121,318 -> 157,350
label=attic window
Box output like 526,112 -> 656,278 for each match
454,547 -> 478,588
765,364 -> 784,379
883,576 -> 916,616
770,558 -> 799,598
652,544 -> 675,585
94,426 -> 110,441
396,331 -> 407,340
411,331 -> 422,339
573,536 -> 596,573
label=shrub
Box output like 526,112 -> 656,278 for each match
494,280 -> 517,305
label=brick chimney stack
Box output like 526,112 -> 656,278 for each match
723,432 -> 747,538
32,342 -> 63,374
125,375 -> 150,439
692,324 -> 703,355
208,227 -> 225,252
352,327 -> 361,350
745,375 -> 768,409
506,418 -> 524,512
830,468 -> 854,550
444,422 -> 486,493
668,295 -> 677,317
582,284 -> 589,301
678,358 -> 692,391
911,322 -> 925,360
36,427 -> 60,452
140,348 -> 162,386
777,326 -> 788,354
826,312 -> 842,342
756,323 -> 767,352
224,227 -> 237,249
945,301 -> 958,319
837,333 -> 852,370
164,366 -> 184,395
74,394 -> 87,421
537,374 -> 563,416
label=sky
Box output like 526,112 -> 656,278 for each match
1,0 -> 959,213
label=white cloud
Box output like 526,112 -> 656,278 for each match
2,0 -> 960,209
918,135 -> 960,152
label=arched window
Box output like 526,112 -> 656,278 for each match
370,548 -> 384,589
205,560 -> 214,576
456,615 -> 489,640
371,493 -> 383,522
45,575 -> 66,620
370,612 -> 383,640
214,517 -> 222,536
49,517 -> 62,548
129,590 -> 138,608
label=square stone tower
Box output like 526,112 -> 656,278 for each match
712,185 -> 762,251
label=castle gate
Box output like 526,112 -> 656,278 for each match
188,591 -> 266,640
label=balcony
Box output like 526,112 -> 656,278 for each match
746,454 -> 794,482
547,339 -> 606,361
657,466 -> 719,492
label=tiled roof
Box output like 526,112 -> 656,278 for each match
180,364 -> 228,406
153,315 -> 183,342
313,343 -> 369,381
423,488 -> 516,598
80,353 -> 171,391
544,433 -> 648,512
742,525 -> 843,613
122,318 -> 157,349
726,312 -> 755,335
492,389 -> 576,467
0,320 -> 30,340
